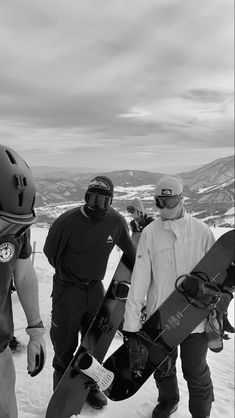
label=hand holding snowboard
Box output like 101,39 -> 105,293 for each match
123,331 -> 149,374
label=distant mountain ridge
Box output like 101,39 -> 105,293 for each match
31,166 -> 98,176
34,155 -> 234,227
179,155 -> 234,190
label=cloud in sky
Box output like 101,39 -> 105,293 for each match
0,0 -> 234,172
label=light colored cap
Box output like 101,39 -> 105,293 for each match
155,176 -> 184,197
128,198 -> 145,213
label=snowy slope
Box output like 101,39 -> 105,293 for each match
12,226 -> 234,418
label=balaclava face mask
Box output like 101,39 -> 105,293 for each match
158,198 -> 185,221
84,204 -> 109,220
84,176 -> 114,220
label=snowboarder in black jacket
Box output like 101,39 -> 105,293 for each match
44,175 -> 136,410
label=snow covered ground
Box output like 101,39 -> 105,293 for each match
12,226 -> 234,418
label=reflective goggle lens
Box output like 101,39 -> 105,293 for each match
155,195 -> 182,209
86,192 -> 112,210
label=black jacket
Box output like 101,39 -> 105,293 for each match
44,206 -> 136,283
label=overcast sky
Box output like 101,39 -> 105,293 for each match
0,0 -> 234,173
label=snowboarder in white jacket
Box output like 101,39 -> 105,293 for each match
123,175 -> 215,418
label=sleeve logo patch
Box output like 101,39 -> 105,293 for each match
0,242 -> 15,263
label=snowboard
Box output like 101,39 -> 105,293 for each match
104,230 -> 235,401
45,252 -> 133,418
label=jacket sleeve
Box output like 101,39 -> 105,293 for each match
123,229 -> 152,332
43,217 -> 68,268
116,216 -> 136,269
18,229 -> 32,259
205,226 -> 216,252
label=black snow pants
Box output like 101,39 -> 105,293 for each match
50,278 -> 105,390
154,333 -> 214,417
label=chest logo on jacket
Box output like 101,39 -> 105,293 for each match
0,242 -> 15,263
107,235 -> 113,244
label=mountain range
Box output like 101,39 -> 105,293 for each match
33,155 -> 234,227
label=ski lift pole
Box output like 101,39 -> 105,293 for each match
32,241 -> 36,266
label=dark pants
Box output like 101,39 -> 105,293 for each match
50,279 -> 105,390
154,333 -> 214,417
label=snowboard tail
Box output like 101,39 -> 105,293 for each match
104,341 -> 171,401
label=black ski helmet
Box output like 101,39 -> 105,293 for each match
0,144 -> 36,224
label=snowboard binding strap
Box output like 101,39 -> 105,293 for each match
71,351 -> 114,391
175,271 -> 232,312
111,280 -> 131,300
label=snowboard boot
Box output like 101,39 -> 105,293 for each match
86,385 -> 107,409
153,368 -> 179,418
152,401 -> 178,417
9,336 -> 22,352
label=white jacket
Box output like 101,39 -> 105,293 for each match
123,212 -> 215,333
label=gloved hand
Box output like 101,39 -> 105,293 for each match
26,322 -> 46,377
123,331 -> 149,373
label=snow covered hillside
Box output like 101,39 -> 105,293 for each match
34,155 -> 234,228
12,226 -> 234,418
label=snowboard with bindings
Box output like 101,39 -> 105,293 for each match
45,252 -> 133,418
103,230 -> 235,401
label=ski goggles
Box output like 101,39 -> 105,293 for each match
0,217 -> 30,238
86,192 -> 112,210
126,206 -> 137,214
154,194 -> 183,209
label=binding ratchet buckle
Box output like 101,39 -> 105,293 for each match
175,271 -> 233,312
112,281 -> 131,301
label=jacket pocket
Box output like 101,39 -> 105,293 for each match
156,246 -> 174,271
